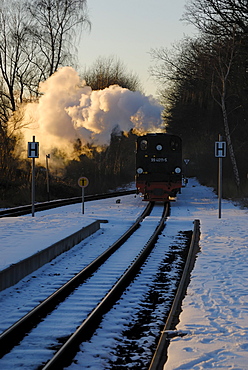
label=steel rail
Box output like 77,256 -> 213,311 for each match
0,201 -> 152,358
0,189 -> 136,218
42,202 -> 170,370
148,219 -> 201,370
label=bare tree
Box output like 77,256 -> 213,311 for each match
83,56 -> 141,91
183,1 -> 245,188
150,30 -> 242,188
209,34 -> 241,188
0,0 -> 90,121
184,0 -> 248,36
0,1 -> 35,113
27,0 -> 91,79
150,37 -> 214,109
0,0 -> 36,180
0,0 -> 90,185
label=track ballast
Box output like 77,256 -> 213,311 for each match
0,195 -> 199,369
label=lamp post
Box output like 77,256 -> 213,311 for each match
46,154 -> 50,201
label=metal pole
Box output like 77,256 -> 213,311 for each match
46,154 -> 50,201
218,134 -> 223,219
82,187 -> 84,214
32,136 -> 35,217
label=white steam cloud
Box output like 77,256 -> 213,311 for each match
20,66 -> 164,161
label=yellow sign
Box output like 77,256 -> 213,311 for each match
78,177 -> 89,188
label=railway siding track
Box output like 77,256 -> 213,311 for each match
0,190 -> 136,218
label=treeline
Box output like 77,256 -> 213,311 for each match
0,0 -> 140,207
151,0 -> 248,197
5,0 -> 248,206
64,130 -> 137,194
0,0 -> 90,206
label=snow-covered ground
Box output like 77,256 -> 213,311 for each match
0,192 -> 145,271
0,178 -> 247,369
164,179 -> 248,370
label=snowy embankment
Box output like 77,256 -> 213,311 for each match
165,179 -> 248,370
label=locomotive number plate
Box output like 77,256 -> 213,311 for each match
151,158 -> 168,162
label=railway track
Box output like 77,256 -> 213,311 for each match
0,189 -> 136,218
0,201 -> 152,356
0,201 -> 165,367
0,198 -> 200,369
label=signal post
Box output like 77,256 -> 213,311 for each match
215,135 -> 226,218
28,136 -> 39,217
78,177 -> 89,214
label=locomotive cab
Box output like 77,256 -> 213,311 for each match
135,133 -> 182,201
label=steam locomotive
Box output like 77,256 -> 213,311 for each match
135,133 -> 182,201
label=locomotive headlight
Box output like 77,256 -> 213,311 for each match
174,167 -> 181,174
137,167 -> 144,174
140,140 -> 148,150
156,144 -> 163,151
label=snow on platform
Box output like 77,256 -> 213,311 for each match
0,194 -> 145,272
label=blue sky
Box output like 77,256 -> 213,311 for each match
78,0 -> 196,96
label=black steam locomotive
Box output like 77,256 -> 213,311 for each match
135,133 -> 182,201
